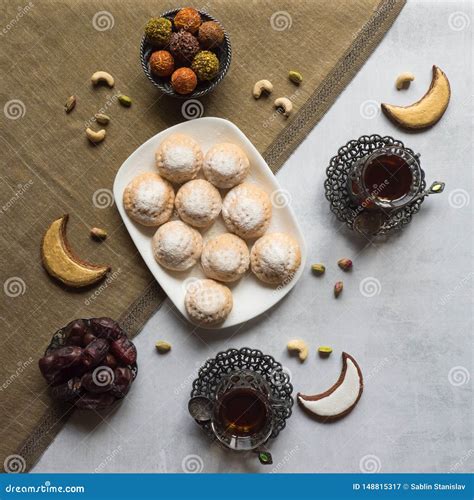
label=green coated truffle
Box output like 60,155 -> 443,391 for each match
191,51 -> 219,81
144,17 -> 172,46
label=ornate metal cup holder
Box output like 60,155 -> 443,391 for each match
190,347 -> 293,443
324,134 -> 429,235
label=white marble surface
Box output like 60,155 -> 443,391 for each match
34,0 -> 473,473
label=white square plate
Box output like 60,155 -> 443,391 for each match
113,117 -> 306,329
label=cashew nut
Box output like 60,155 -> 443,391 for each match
86,127 -> 106,143
252,79 -> 273,99
287,339 -> 308,362
395,72 -> 415,90
91,71 -> 115,88
274,97 -> 292,117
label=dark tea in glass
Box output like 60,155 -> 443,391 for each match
347,146 -> 423,210
218,387 -> 268,436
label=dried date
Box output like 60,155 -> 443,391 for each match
75,392 -> 116,410
39,346 -> 83,385
90,317 -> 123,341
110,336 -> 137,366
50,377 -> 82,401
82,338 -> 109,370
111,367 -> 133,398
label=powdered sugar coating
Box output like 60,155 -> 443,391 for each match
201,233 -> 250,282
185,279 -> 233,326
152,220 -> 202,271
222,183 -> 272,239
175,179 -> 222,228
123,172 -> 174,227
203,143 -> 250,188
250,232 -> 301,285
156,133 -> 203,183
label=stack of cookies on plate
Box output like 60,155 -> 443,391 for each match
123,133 -> 301,327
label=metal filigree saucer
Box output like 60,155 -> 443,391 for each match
324,134 -> 427,235
190,347 -> 293,440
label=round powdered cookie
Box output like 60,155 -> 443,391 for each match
155,133 -> 203,183
152,220 -> 202,271
222,183 -> 272,239
123,172 -> 174,227
203,143 -> 250,188
175,179 -> 222,228
185,279 -> 233,326
201,233 -> 250,282
250,232 -> 301,285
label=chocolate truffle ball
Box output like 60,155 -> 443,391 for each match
171,67 -> 198,95
144,17 -> 172,46
191,51 -> 220,81
149,50 -> 175,77
174,7 -> 201,34
198,21 -> 225,49
169,31 -> 200,64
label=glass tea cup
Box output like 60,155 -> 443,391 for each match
209,370 -> 287,451
346,146 -> 424,211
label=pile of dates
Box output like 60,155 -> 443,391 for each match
38,317 -> 137,410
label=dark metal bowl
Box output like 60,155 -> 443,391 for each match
140,9 -> 232,99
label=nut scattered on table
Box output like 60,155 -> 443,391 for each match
253,79 -> 273,99
274,97 -> 292,117
288,70 -> 303,85
94,113 -> 110,125
318,346 -> 333,358
91,71 -> 115,88
287,339 -> 308,362
311,263 -> 325,275
86,127 -> 106,144
118,95 -> 132,107
90,227 -> 107,241
337,258 -> 353,271
395,72 -> 415,90
155,341 -> 171,354
334,281 -> 343,298
64,95 -> 76,114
